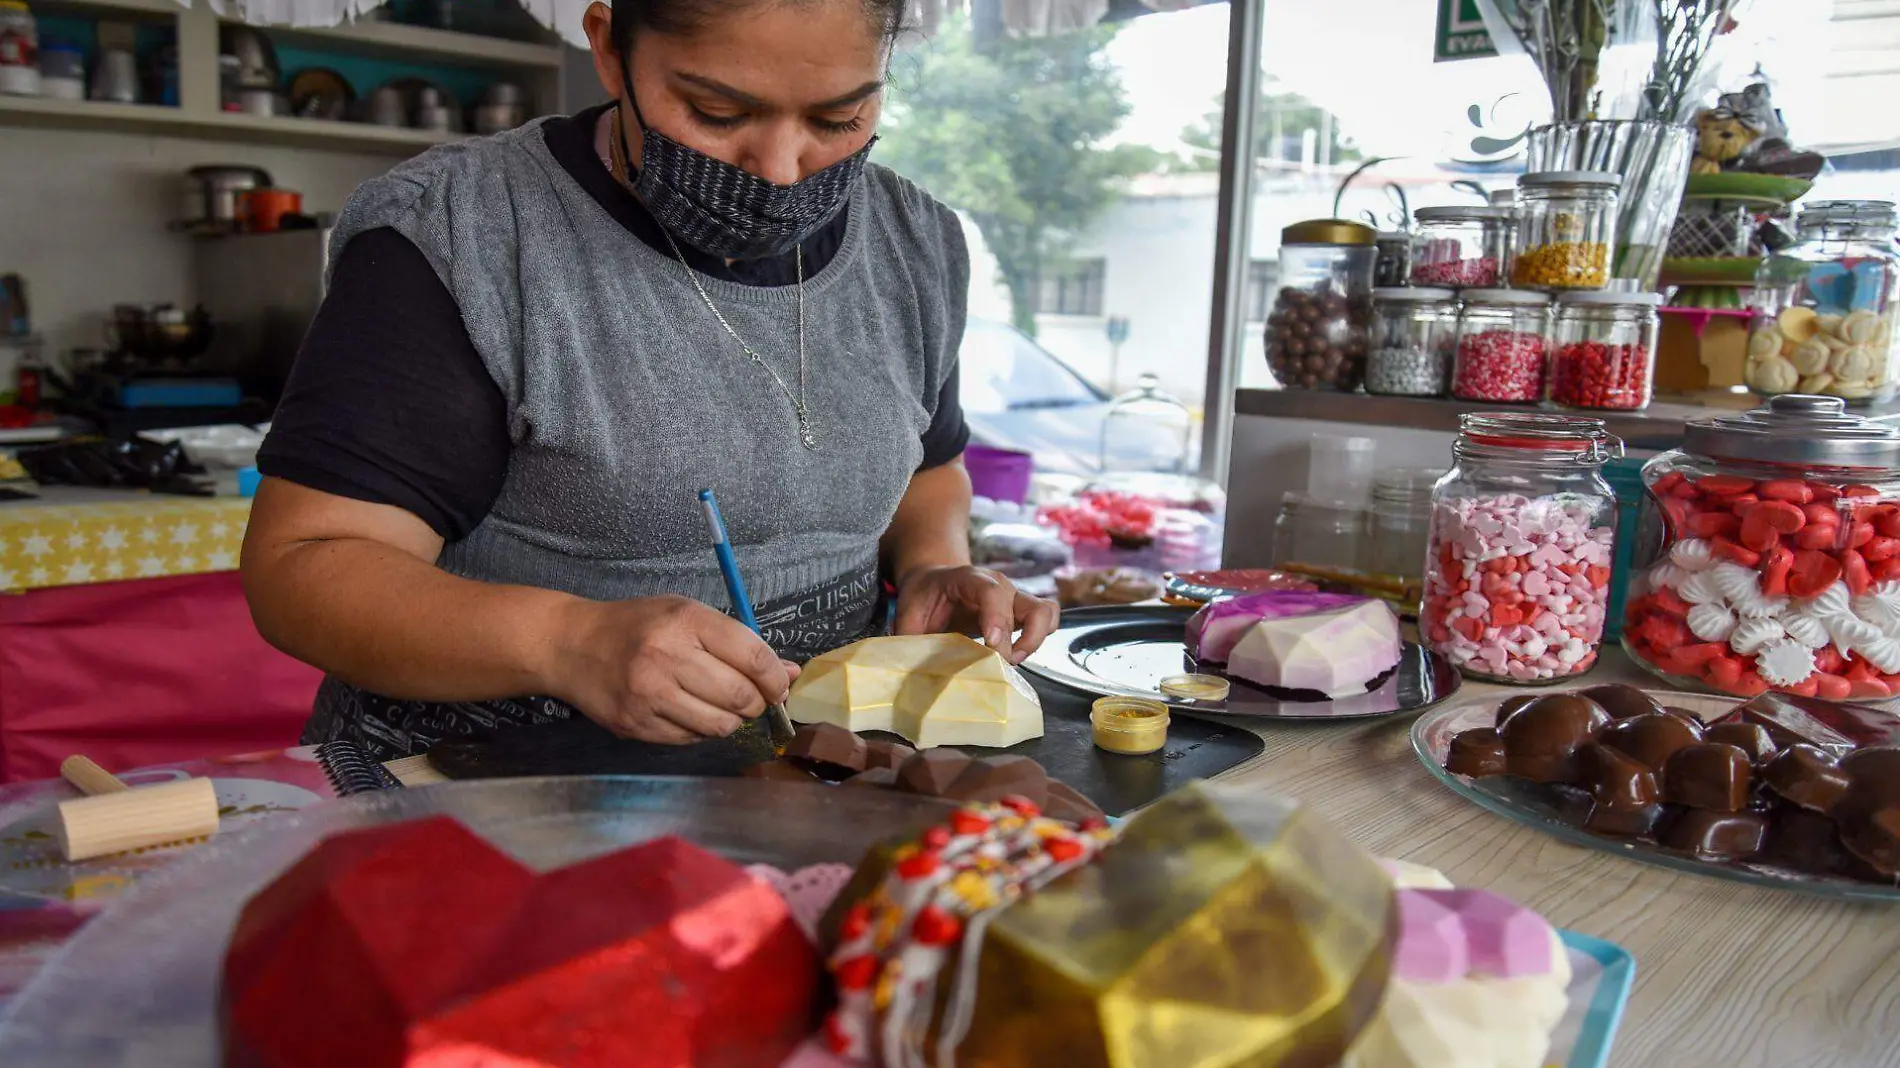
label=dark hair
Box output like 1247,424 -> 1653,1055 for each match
611,0 -> 909,52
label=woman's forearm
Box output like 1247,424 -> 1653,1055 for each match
881,458 -> 974,585
241,479 -> 581,703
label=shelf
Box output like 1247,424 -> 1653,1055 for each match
30,0 -> 183,18
0,94 -> 467,154
224,17 -> 564,70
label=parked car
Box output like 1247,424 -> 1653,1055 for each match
958,317 -> 1195,477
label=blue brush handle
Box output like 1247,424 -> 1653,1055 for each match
699,489 -> 761,633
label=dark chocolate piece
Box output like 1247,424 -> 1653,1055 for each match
1500,694 -> 1611,783
1584,801 -> 1666,838
1494,693 -> 1539,728
1579,683 -> 1664,722
1044,780 -> 1105,824
944,755 -> 1050,808
1660,808 -> 1769,860
1703,722 -> 1778,765
1836,747 -> 1900,877
783,723 -> 868,779
1578,742 -> 1661,810
1599,713 -> 1704,771
862,740 -> 917,772
1714,694 -> 1857,756
842,767 -> 900,789
1663,743 -> 1754,812
1761,744 -> 1852,815
1446,728 -> 1507,777
1662,706 -> 1706,727
740,760 -> 821,784
895,749 -> 973,796
1762,805 -> 1849,872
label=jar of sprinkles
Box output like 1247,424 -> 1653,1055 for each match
1511,171 -> 1620,291
1367,287 -> 1458,397
1450,289 -> 1551,404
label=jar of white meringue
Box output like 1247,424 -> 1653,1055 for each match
1624,394 -> 1900,703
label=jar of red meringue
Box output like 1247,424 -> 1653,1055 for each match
1624,394 -> 1900,703
1421,413 -> 1624,684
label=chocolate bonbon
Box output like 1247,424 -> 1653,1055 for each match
1599,713 -> 1703,770
1499,694 -> 1611,782
1446,728 -> 1507,778
1761,744 -> 1852,814
1660,808 -> 1770,860
1703,722 -> 1778,764
1836,747 -> 1900,876
1579,683 -> 1664,721
783,722 -> 868,778
1663,743 -> 1754,812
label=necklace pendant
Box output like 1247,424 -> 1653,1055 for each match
799,423 -> 819,451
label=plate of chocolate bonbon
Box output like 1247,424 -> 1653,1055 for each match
1021,604 -> 1462,720
1412,683 -> 1900,900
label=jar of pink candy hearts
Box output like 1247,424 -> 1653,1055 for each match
1421,413 -> 1625,684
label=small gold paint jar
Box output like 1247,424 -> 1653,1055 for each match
1091,696 -> 1170,755
1158,673 -> 1230,702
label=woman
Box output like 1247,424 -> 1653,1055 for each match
241,0 -> 1060,760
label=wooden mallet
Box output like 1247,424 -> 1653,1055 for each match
56,756 -> 221,863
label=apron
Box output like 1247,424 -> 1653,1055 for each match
301,566 -> 889,762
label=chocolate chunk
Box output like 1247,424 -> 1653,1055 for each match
1446,728 -> 1507,777
842,767 -> 900,790
1762,805 -> 1849,872
1500,694 -> 1612,783
1660,808 -> 1769,860
1044,780 -> 1104,824
1578,743 -> 1661,810
1714,694 -> 1857,756
1662,706 -> 1706,727
1761,744 -> 1852,815
1493,694 -> 1539,728
1663,743 -> 1754,812
1704,722 -> 1778,764
1579,683 -> 1664,722
862,740 -> 917,772
1835,747 -> 1900,876
895,749 -> 973,796
741,760 -> 820,784
783,723 -> 868,777
944,755 -> 1050,808
1600,713 -> 1704,771
1584,801 -> 1666,838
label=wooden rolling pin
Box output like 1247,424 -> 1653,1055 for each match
55,756 -> 221,863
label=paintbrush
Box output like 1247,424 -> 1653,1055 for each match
698,489 -> 797,749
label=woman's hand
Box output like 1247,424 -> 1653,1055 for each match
892,565 -> 1060,664
551,595 -> 798,745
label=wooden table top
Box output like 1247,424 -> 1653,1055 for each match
1214,647 -> 1898,1068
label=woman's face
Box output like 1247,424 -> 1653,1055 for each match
585,0 -> 887,187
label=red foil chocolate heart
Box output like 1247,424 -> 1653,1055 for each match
222,816 -> 817,1068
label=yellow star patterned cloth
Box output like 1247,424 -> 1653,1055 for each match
0,498 -> 251,591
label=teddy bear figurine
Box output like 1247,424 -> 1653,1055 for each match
1714,82 -> 1826,179
1691,105 -> 1760,175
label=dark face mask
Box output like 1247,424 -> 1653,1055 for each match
618,62 -> 876,261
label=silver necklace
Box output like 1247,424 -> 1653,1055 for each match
607,115 -> 818,451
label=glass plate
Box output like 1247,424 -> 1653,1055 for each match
1411,689 -> 1900,902
1019,604 -> 1461,720
0,777 -> 952,1066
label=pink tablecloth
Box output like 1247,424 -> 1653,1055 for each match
0,572 -> 321,782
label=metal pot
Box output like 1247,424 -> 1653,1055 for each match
184,165 -> 272,229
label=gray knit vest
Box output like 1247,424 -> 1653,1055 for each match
327,121 -> 969,608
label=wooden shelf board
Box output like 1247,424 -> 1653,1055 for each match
0,94 -> 469,154
221,17 -> 563,69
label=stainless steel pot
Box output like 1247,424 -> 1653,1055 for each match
184,165 -> 272,228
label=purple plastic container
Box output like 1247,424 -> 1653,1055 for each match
965,443 -> 1034,504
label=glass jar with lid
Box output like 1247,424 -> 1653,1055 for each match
1421,413 -> 1625,684
1265,219 -> 1375,392
1548,290 -> 1661,411
1511,171 -> 1621,291
1410,205 -> 1512,288
1367,287 -> 1458,397
1624,395 -> 1900,703
1097,372 -> 1193,475
1743,200 -> 1900,405
1450,289 -> 1550,404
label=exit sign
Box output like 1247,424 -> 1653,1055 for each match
1435,0 -> 1497,61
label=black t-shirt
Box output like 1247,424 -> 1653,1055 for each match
260,104 -> 968,541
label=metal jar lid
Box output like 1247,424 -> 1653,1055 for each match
1683,394 -> 1900,469
1459,288 -> 1550,306
1518,170 -> 1623,189
1414,205 -> 1513,224
1373,286 -> 1457,301
1282,218 -> 1377,246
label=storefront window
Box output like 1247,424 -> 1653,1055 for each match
880,5 -> 1231,411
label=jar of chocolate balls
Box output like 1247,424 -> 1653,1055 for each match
1266,219 -> 1376,392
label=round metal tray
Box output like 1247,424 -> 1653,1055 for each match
1020,604 -> 1460,721
0,777 -> 951,1066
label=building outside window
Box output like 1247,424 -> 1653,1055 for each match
1244,260 -> 1279,322
1037,259 -> 1108,317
